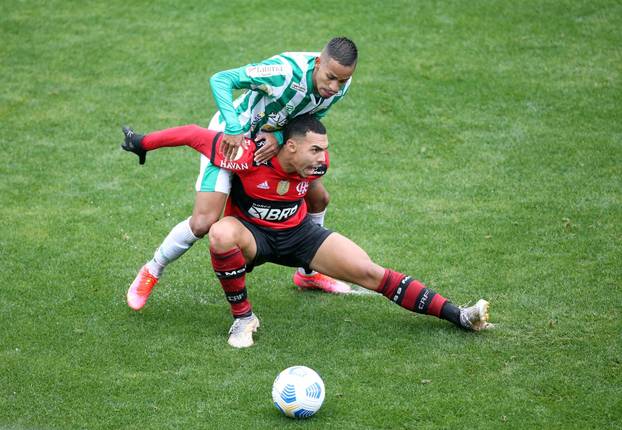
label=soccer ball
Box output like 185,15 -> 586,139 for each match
272,366 -> 325,419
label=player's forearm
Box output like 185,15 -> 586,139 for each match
209,69 -> 246,135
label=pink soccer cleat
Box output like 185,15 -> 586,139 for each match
127,266 -> 159,310
293,271 -> 352,294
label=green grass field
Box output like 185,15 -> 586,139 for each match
1,0 -> 621,428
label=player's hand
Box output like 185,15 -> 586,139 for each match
254,132 -> 280,163
220,133 -> 248,161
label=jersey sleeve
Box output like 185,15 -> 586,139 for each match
209,55 -> 294,135
208,133 -> 257,172
209,69 -> 246,135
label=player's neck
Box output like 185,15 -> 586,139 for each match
276,153 -> 293,172
276,153 -> 298,176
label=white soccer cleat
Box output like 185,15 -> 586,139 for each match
459,299 -> 493,331
228,313 -> 260,348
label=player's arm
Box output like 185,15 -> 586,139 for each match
210,57 -> 291,159
254,131 -> 281,163
209,58 -> 290,131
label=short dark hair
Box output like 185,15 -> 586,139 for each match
324,37 -> 358,67
284,114 -> 326,141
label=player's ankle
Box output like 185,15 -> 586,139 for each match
298,267 -> 316,276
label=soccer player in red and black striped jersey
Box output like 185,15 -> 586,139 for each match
125,114 -> 492,348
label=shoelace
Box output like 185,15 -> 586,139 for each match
229,316 -> 253,335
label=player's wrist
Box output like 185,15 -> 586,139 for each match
224,125 -> 244,135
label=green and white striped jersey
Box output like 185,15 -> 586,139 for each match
209,51 -> 352,139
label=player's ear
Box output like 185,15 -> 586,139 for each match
284,139 -> 297,152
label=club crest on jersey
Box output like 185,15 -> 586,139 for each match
296,181 -> 309,195
277,180 -> 290,195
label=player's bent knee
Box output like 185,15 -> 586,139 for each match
208,218 -> 244,252
307,188 -> 330,212
207,222 -> 231,250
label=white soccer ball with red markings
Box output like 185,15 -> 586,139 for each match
272,366 -> 325,419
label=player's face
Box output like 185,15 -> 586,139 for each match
312,55 -> 355,99
293,132 -> 328,177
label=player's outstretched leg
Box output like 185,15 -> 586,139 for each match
375,269 -> 493,331
121,126 -> 147,164
309,233 -> 493,330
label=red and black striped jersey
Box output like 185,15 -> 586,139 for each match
144,125 -> 329,229
225,153 -> 328,229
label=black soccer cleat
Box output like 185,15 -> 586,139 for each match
121,126 -> 147,165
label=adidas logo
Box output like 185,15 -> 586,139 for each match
257,181 -> 270,190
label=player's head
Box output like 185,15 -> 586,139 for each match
313,37 -> 358,99
282,115 -> 328,177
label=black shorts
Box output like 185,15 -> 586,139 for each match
238,216 -> 333,272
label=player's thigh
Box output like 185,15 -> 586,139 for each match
209,217 -> 258,263
193,191 -> 228,218
190,190 -> 228,236
310,233 -> 384,290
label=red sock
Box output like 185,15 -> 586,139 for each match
376,269 -> 447,317
210,247 -> 251,318
142,124 -> 219,155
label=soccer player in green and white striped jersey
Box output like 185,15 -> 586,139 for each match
124,37 -> 358,310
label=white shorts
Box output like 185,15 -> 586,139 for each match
195,113 -> 234,193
